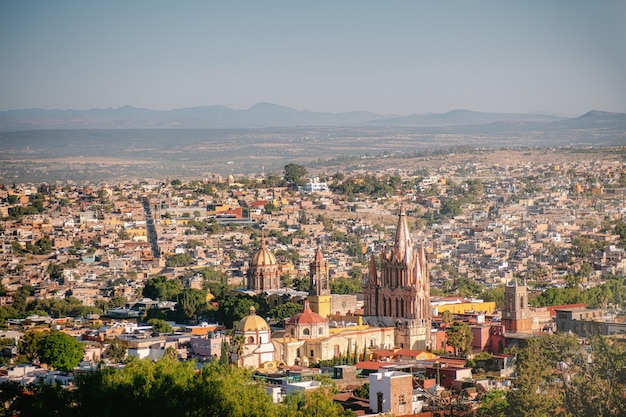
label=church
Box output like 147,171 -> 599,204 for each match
363,208 -> 432,350
240,208 -> 433,368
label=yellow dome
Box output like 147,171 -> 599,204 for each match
236,306 -> 270,332
251,240 -> 277,266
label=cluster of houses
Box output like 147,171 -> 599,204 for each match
1,153 -> 625,415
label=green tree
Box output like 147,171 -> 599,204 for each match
283,387 -> 354,417
264,202 -> 277,214
147,318 -> 173,335
440,310 -> 454,325
232,335 -> 245,368
561,335 -> 626,417
570,236 -> 594,259
269,302 -> 303,321
12,285 -> 35,313
46,262 -> 63,281
445,321 -> 473,356
18,331 -> 45,362
106,339 -> 127,363
477,389 -> 508,417
330,277 -> 362,295
284,163 -> 308,186
175,288 -> 208,324
352,383 -> 369,399
142,276 -> 183,301
38,331 -> 84,371
506,333 -> 579,417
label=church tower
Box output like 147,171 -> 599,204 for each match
502,279 -> 532,333
364,208 -> 431,350
247,240 -> 280,292
308,247 -> 332,318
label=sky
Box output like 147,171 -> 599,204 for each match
1,1 -> 625,115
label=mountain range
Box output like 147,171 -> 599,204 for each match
1,103 -> 625,131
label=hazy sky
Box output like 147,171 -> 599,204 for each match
1,1 -> 625,115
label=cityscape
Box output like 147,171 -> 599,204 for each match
2,1 -> 626,416
1,143 -> 626,416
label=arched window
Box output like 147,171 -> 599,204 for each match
303,328 -> 310,336
318,327 -> 324,335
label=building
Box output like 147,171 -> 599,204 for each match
368,370 -> 414,415
299,178 -> 330,193
501,279 -> 532,333
190,331 -> 230,360
246,240 -> 281,292
233,306 -> 275,368
308,247 -> 332,318
554,306 -> 623,336
363,208 -> 432,350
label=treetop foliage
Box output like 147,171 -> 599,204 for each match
0,357 -> 355,417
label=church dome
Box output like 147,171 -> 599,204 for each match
251,240 -> 277,266
237,306 -> 270,332
287,301 -> 326,325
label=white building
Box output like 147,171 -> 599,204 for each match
232,306 -> 275,368
299,178 -> 330,193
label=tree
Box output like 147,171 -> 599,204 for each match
330,277 -> 362,295
283,386 -> 354,417
38,331 -> 84,371
561,335 -> 626,417
570,236 -> 594,259
269,302 -> 303,321
175,288 -> 208,324
441,310 -> 454,325
219,341 -> 230,366
477,389 -> 508,417
264,202 -> 277,214
18,331 -> 45,362
352,383 -> 369,399
106,339 -> 127,363
284,163 -> 308,186
142,276 -> 183,301
445,321 -> 473,356
232,335 -> 245,368
12,285 -> 35,313
147,318 -> 173,335
506,333 -> 579,417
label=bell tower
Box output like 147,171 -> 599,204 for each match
308,247 -> 332,318
502,279 -> 532,333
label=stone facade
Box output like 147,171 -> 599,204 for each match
363,209 -> 432,350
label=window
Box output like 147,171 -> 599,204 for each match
318,327 -> 324,335
303,328 -> 310,336
248,336 -> 254,344
310,349 -> 314,357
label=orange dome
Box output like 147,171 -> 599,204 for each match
287,301 -> 326,325
251,240 -> 277,266
236,306 -> 270,332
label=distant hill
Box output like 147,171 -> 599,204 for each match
0,103 -> 387,130
364,109 -> 566,127
1,104 -> 625,134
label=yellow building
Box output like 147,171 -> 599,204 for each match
430,297 -> 496,315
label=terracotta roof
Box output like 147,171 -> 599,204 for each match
355,361 -> 387,371
287,301 -> 325,325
